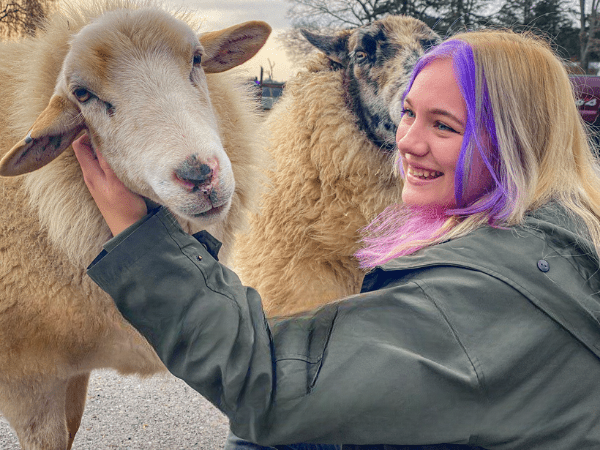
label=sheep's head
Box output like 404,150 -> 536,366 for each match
0,7 -> 271,225
302,16 -> 439,152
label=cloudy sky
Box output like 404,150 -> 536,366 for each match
167,0 -> 297,81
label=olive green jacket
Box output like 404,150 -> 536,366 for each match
88,203 -> 600,449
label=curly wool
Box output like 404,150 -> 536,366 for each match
235,53 -> 403,317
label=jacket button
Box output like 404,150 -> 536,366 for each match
537,259 -> 549,272
197,255 -> 203,261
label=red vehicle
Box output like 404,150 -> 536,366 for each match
571,75 -> 600,124
571,75 -> 600,152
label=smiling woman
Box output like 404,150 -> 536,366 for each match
357,32 -> 600,267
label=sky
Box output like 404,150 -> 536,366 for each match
166,0 -> 297,81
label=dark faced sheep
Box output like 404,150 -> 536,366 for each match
235,16 -> 439,316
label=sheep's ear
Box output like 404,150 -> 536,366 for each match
301,29 -> 350,66
200,21 -> 272,73
0,95 -> 85,176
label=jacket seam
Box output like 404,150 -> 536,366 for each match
519,225 -> 600,286
159,220 -> 246,414
276,355 -> 323,362
309,306 -> 338,391
157,210 -> 242,310
412,279 -> 486,447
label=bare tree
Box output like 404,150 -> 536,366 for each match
266,58 -> 276,80
282,0 -> 581,65
284,0 -> 495,42
286,0 -> 437,28
0,0 -> 48,39
278,27 -> 313,63
580,0 -> 600,71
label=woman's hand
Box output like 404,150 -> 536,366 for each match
73,133 -> 147,236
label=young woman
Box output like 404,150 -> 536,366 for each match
74,30 -> 600,449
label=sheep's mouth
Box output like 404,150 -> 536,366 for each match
379,140 -> 397,154
364,122 -> 397,153
191,203 -> 228,218
184,189 -> 232,219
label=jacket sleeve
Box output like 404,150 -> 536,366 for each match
87,207 -> 485,446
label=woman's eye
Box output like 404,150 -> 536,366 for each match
401,108 -> 414,118
73,88 -> 93,103
436,122 -> 457,133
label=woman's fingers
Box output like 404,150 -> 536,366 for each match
72,132 -> 148,236
73,133 -> 106,186
95,146 -> 115,176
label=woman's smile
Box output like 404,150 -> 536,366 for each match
406,165 -> 444,181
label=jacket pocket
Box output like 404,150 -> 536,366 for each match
269,303 -> 339,402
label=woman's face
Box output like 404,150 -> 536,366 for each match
397,58 -> 491,208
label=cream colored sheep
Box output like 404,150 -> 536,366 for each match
235,16 -> 439,317
0,1 -> 271,448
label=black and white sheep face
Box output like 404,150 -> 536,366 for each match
0,8 -> 271,224
302,16 -> 439,152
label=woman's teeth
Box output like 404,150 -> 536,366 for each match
408,167 -> 443,179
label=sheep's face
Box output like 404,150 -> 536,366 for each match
0,8 -> 271,225
302,16 -> 439,152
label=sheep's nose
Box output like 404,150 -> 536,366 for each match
175,156 -> 212,184
175,157 -> 214,189
180,163 -> 212,185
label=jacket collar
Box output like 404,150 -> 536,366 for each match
363,203 -> 600,360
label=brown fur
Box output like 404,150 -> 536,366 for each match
0,1 -> 270,448
235,16 -> 439,317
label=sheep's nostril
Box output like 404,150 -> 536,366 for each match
175,163 -> 213,190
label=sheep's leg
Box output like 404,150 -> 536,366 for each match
0,378 -> 70,450
65,372 -> 90,450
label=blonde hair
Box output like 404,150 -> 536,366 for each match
357,30 -> 600,267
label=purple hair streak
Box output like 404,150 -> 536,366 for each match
356,39 -> 512,268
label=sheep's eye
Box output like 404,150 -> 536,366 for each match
355,51 -> 367,61
106,102 -> 115,117
73,88 -> 93,103
192,53 -> 202,67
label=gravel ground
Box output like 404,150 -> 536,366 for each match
0,369 -> 230,449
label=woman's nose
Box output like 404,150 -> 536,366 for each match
396,121 -> 428,157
